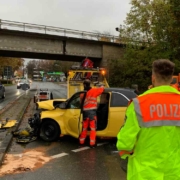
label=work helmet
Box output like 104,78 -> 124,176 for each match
83,79 -> 91,87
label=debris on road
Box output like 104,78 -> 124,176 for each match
0,149 -> 51,176
0,119 -> 17,129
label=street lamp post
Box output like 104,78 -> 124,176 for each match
115,25 -> 124,43
115,25 -> 123,33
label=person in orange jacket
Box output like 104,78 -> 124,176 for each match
171,83 -> 180,91
79,79 -> 104,148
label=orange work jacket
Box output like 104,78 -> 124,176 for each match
133,93 -> 180,127
171,84 -> 179,91
83,87 -> 104,111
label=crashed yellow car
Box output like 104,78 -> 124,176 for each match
35,88 -> 137,142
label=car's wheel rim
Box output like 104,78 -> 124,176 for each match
44,124 -> 55,137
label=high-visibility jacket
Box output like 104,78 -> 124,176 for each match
83,87 -> 104,111
116,85 -> 180,180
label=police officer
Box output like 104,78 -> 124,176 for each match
117,59 -> 180,180
79,79 -> 104,148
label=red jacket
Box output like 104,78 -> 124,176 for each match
83,87 -> 104,111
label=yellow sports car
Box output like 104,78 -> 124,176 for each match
34,88 -> 137,142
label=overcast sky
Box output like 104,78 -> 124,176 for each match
0,0 -> 131,35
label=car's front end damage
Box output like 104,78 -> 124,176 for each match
36,98 -> 66,110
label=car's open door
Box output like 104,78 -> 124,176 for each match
63,91 -> 86,138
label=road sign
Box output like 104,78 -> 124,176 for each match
3,66 -> 12,77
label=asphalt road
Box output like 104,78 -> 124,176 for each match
0,84 -> 26,110
30,81 -> 67,99
0,82 -> 127,180
0,81 -> 61,110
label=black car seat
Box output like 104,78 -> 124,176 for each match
97,94 -> 109,130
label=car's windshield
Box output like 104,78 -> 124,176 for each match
66,92 -> 85,109
20,80 -> 28,83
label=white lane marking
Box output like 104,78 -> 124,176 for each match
72,142 -> 108,152
97,142 -> 108,146
11,143 -> 108,160
12,152 -> 69,159
72,147 -> 90,152
51,152 -> 69,159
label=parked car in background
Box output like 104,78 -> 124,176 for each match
0,84 -> 5,99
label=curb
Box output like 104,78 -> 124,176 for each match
0,96 -> 31,166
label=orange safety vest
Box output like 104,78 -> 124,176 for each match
133,93 -> 180,127
83,87 -> 104,111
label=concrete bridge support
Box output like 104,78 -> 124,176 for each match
0,29 -> 125,67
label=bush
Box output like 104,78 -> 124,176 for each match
1,79 -> 13,85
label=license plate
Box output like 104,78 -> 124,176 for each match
39,95 -> 47,99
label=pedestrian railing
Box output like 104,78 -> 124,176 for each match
0,19 -> 121,43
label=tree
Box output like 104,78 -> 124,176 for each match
108,0 -> 180,92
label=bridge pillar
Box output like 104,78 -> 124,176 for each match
101,44 -> 125,67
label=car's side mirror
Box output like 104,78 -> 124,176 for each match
59,102 -> 66,109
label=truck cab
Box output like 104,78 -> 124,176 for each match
171,74 -> 180,85
67,67 -> 109,98
36,66 -> 109,110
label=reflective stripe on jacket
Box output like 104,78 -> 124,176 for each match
83,87 -> 104,111
133,93 -> 180,127
116,86 -> 180,180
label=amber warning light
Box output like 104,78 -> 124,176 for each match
101,70 -> 106,75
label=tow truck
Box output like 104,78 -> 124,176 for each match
68,58 -> 109,98
170,73 -> 180,90
36,58 -> 109,110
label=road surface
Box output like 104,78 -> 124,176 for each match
0,82 -> 127,180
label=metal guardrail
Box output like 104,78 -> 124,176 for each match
0,19 -> 121,43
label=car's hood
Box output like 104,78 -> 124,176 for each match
41,108 -> 65,120
37,98 -> 66,110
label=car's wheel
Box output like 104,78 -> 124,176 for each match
50,93 -> 53,99
2,92 -> 5,99
40,120 -> 60,142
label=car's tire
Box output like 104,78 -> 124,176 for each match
50,93 -> 53,99
2,92 -> 5,99
40,119 -> 60,142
